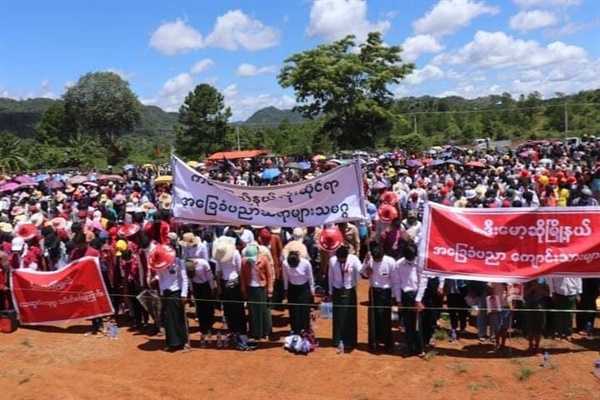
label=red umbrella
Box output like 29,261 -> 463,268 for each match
97,174 -> 125,182
466,161 -> 486,168
69,175 -> 88,185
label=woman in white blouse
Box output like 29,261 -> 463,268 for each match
214,237 -> 247,335
282,250 -> 315,334
184,258 -> 216,337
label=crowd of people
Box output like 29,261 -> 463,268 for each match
0,137 -> 598,355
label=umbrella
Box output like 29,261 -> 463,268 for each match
430,159 -> 445,167
83,181 -> 98,187
122,164 -> 135,171
539,158 -> 553,165
53,174 -> 66,181
372,180 -> 387,190
299,161 -> 311,170
34,173 -> 49,182
406,159 -> 422,168
98,174 -> 125,182
444,159 -> 462,166
45,180 -> 64,189
440,151 -> 452,159
155,175 -> 173,185
323,161 -> 340,169
466,161 -> 486,168
14,175 -> 34,184
261,168 -> 280,180
0,182 -> 20,192
328,159 -> 342,165
285,162 -> 303,169
69,175 -> 88,185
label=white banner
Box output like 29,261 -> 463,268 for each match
171,155 -> 367,227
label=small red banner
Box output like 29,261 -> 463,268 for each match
420,203 -> 600,281
10,257 -> 114,325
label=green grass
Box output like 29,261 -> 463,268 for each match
468,382 -> 484,391
423,350 -> 438,361
450,362 -> 468,373
517,366 -> 535,381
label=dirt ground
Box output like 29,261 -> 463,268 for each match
1,281 -> 599,400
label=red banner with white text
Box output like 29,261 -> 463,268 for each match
420,203 -> 600,282
10,257 -> 114,325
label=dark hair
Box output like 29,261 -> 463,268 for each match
73,231 -> 87,245
137,230 -> 151,250
403,243 -> 417,261
335,245 -> 349,260
71,222 -> 83,234
287,251 -> 300,268
371,246 -> 384,260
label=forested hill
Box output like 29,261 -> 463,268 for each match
1,89 -> 599,139
0,98 -> 179,138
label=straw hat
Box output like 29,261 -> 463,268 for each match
212,236 -> 236,263
147,243 -> 177,271
179,232 -> 200,247
10,206 -> 25,216
0,222 -> 13,234
50,217 -> 67,231
159,193 -> 172,210
377,204 -> 398,223
282,240 -> 309,259
55,191 -> 66,203
29,212 -> 45,227
318,227 -> 343,252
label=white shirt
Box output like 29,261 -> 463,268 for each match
215,251 -> 242,281
156,258 -> 189,298
190,258 -> 216,290
328,254 -> 362,294
549,277 -> 583,296
393,257 -> 426,303
181,240 -> 209,261
282,258 -> 315,295
361,255 -> 397,290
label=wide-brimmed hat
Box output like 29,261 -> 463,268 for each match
10,206 -> 25,216
242,244 -> 259,263
377,204 -> 399,223
381,191 -> 399,206
55,191 -> 66,203
212,236 -> 236,263
64,185 -> 75,194
318,227 -> 343,252
140,202 -> 156,213
0,222 -> 13,234
159,194 -> 172,210
179,232 -> 199,247
117,223 -> 140,238
282,240 -> 309,259
29,212 -> 45,227
148,243 -> 177,271
50,217 -> 67,231
15,223 -> 38,241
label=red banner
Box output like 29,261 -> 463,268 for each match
10,257 -> 114,325
420,203 -> 600,281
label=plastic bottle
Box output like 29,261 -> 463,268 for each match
222,315 -> 228,330
542,351 -> 550,368
217,331 -> 223,348
207,329 -> 212,346
200,333 -> 206,348
451,329 -> 457,343
338,340 -> 345,355
586,321 -> 593,339
594,359 -> 600,379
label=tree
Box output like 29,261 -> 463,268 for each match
63,72 -> 142,162
278,32 -> 414,149
175,84 -> 232,158
0,131 -> 29,173
34,103 -> 74,145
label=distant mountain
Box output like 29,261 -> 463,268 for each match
0,98 -> 179,139
243,106 -> 305,126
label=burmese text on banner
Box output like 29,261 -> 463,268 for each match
10,257 -> 114,325
419,203 -> 600,282
171,155 -> 367,227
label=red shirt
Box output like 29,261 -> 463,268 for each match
69,246 -> 101,261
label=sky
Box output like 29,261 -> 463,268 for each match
1,0 -> 599,121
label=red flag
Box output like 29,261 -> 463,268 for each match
10,257 -> 114,325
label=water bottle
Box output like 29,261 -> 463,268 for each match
200,333 -> 206,348
594,359 -> 600,379
586,321 -> 593,339
542,351 -> 550,368
207,329 -> 212,346
217,331 -> 223,348
338,340 -> 345,355
451,329 -> 457,343
327,302 -> 333,319
222,315 -> 228,330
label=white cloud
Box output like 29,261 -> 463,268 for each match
432,30 -> 587,69
513,0 -> 582,9
190,58 -> 214,74
149,19 -> 203,56
236,63 -> 278,77
510,10 -> 558,31
141,72 -> 196,112
401,34 -> 444,62
106,68 -> 138,80
306,0 -> 391,42
203,10 -> 280,51
222,84 -> 296,121
546,20 -> 600,36
413,0 -> 499,37
405,65 -> 445,85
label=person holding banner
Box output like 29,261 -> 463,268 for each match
148,243 -> 190,352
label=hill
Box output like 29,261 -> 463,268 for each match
243,106 -> 305,126
0,98 -> 179,139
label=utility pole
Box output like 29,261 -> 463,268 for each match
236,126 -> 241,151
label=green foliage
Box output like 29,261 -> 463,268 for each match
175,83 -> 232,159
63,71 -> 142,162
35,103 -> 75,145
279,31 -> 414,149
0,130 -> 30,173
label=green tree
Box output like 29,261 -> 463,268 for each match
175,84 -> 232,158
278,32 -> 414,149
34,103 -> 75,145
0,131 -> 30,172
63,72 -> 142,162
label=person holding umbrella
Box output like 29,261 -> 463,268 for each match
148,242 -> 190,352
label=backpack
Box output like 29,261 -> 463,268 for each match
235,334 -> 257,351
